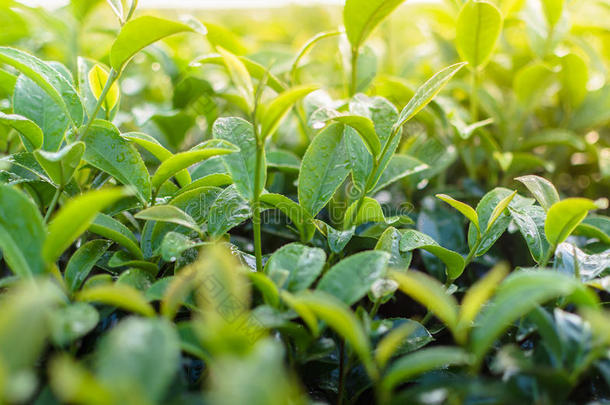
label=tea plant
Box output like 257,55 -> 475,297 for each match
0,0 -> 609,404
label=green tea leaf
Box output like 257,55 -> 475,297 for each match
0,112 -> 43,151
0,185 -> 45,277
298,123 -> 350,216
515,175 -> 560,211
0,47 -> 84,126
152,139 -> 238,191
94,317 -> 180,402
259,193 -> 316,242
331,115 -> 380,157
541,0 -> 564,27
217,46 -> 254,112
456,262 -> 509,343
90,213 -> 143,260
375,227 -> 412,270
213,117 -> 262,200
400,230 -> 466,280
468,188 -> 534,257
207,184 -> 252,237
76,284 -> 155,317
136,205 -> 200,235
509,205 -> 551,263
436,194 -> 480,233
395,62 -> 467,128
317,250 -> 390,305
122,132 -> 191,187
456,0 -> 503,69
65,240 -> 112,293
343,0 -> 405,51
369,154 -> 428,194
391,270 -> 459,331
88,64 -> 120,112
382,347 -> 471,392
560,53 -> 588,108
110,16 -> 206,72
82,120 -> 151,203
545,198 -> 603,247
344,196 -> 386,227
470,270 -> 598,366
259,85 -> 318,140
264,243 -> 326,292
289,291 -> 377,378
487,190 -> 517,232
50,302 -> 99,346
43,188 -> 130,264
34,142 -> 84,187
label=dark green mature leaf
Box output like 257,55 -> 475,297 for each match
0,112 -> 43,151
375,227 -> 412,270
82,120 -> 151,203
317,250 -> 390,305
509,205 -> 550,263
515,175 -> 560,212
395,62 -> 467,129
64,240 -> 112,293
456,0 -> 503,69
467,188 -> 534,256
94,317 -> 180,402
43,188 -> 130,264
400,230 -> 466,280
265,243 -> 326,292
13,73 -> 70,151
0,47 -> 84,126
207,184 -> 252,237
470,270 -> 598,366
213,117 -> 262,201
0,185 -> 45,277
110,16 -> 206,72
298,123 -> 350,216
343,0 -> 405,50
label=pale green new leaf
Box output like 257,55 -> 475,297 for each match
43,188 -> 130,264
456,0 -> 503,69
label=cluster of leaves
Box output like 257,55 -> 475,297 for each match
0,0 -> 609,404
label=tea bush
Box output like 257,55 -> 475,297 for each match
0,0 -> 609,403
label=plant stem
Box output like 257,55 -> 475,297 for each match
470,69 -> 479,121
252,139 -> 264,272
349,47 -> 358,97
337,339 -> 346,405
539,245 -> 555,268
44,186 -> 62,223
77,68 -> 119,141
464,235 -> 482,268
